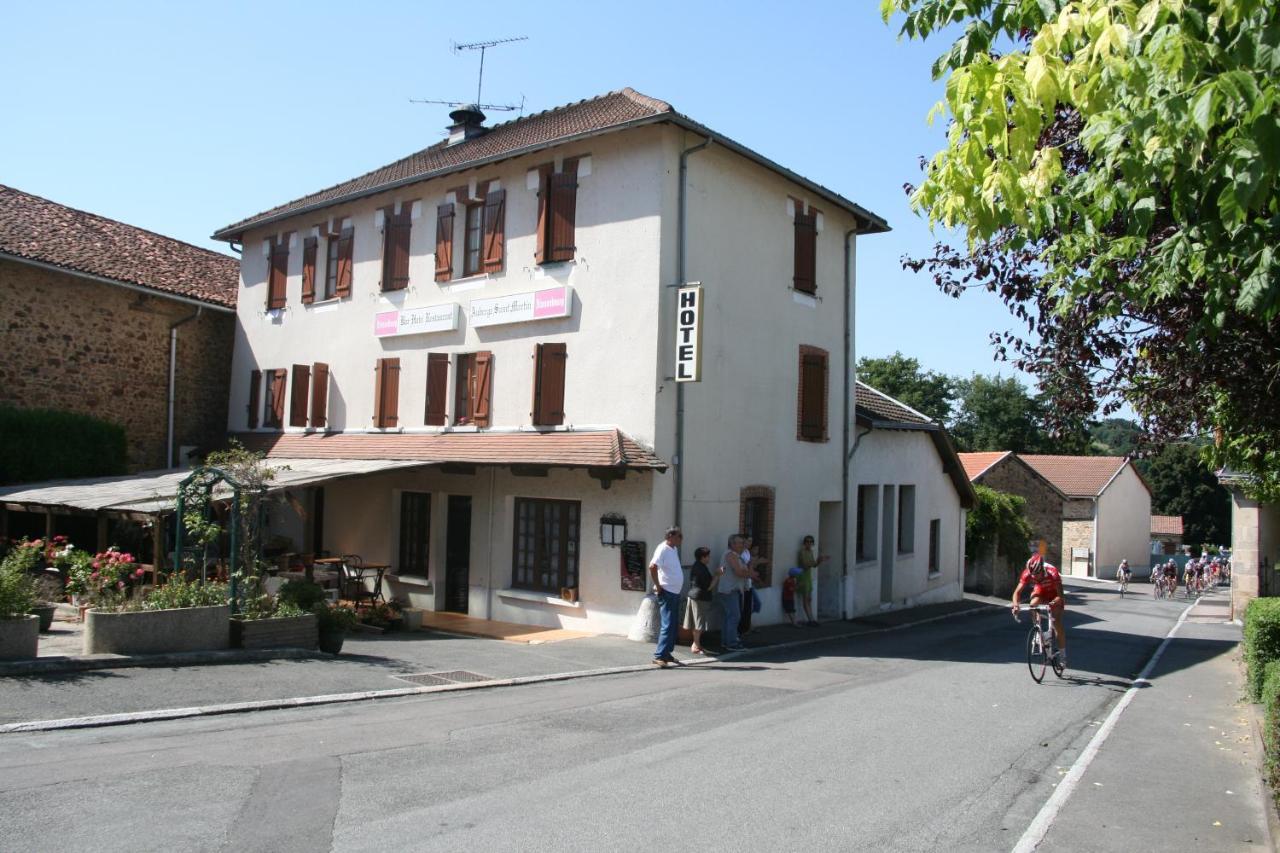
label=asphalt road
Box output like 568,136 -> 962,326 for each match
0,583 -> 1268,852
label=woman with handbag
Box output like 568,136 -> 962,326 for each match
683,546 -> 716,654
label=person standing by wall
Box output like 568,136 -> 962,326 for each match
684,546 -> 716,654
798,535 -> 828,627
719,534 -> 758,651
648,527 -> 685,667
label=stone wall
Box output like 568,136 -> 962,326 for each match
975,459 -> 1065,567
1062,518 -> 1095,576
0,258 -> 234,472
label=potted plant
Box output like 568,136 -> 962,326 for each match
229,575 -> 319,650
0,550 -> 38,660
30,574 -> 63,632
84,575 -> 231,655
314,603 -> 357,654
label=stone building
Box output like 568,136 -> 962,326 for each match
1150,514 -> 1184,555
0,185 -> 238,474
1218,470 -> 1279,620
960,451 -> 1066,568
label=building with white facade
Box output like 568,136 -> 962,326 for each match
210,88 -> 969,634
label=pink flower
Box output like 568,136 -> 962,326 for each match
133,568 -> 144,578
117,581 -> 125,589
92,561 -> 101,569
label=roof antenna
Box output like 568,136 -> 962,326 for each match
409,36 -> 528,114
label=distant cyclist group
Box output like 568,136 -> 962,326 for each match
1149,555 -> 1230,599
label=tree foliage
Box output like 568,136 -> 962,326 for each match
967,484 -> 1035,561
1143,442 -> 1232,546
882,0 -> 1280,501
857,352 -> 957,423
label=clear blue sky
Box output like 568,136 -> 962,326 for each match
1,0 -> 1029,388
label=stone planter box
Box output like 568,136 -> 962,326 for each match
0,615 -> 39,661
231,613 -> 317,650
84,605 -> 230,656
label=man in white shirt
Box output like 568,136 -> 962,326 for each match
649,526 -> 685,667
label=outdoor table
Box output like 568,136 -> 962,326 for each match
310,556 -> 346,586
350,563 -> 389,604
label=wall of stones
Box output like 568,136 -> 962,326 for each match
1061,519 -> 1096,576
975,459 -> 1065,568
0,259 -> 234,472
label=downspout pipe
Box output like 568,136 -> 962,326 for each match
673,134 -> 712,529
167,306 -> 203,468
841,225 -> 862,619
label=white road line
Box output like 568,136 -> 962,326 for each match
1011,595 -> 1202,853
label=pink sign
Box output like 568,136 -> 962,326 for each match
374,311 -> 399,337
534,287 -> 568,318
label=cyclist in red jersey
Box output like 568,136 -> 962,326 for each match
1011,554 -> 1067,666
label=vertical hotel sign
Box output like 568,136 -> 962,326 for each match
675,284 -> 702,382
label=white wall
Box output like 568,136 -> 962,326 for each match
850,429 -> 965,616
1096,463 -> 1151,575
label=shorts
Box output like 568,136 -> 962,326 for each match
782,596 -> 796,615
683,597 -> 712,631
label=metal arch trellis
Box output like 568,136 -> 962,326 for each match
173,465 -> 264,614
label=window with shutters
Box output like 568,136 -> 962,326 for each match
434,203 -> 454,282
531,342 -> 567,426
796,345 -> 829,442
452,351 -> 493,427
535,160 -> 579,265
301,237 -> 318,305
267,238 -> 289,310
793,203 -> 817,295
424,353 -> 450,426
323,234 -> 340,299
264,368 -> 287,429
398,492 -> 431,578
738,486 -> 775,588
463,202 -> 484,276
373,357 -> 401,428
381,206 -> 411,292
289,364 -> 310,427
512,497 -> 580,594
311,363 -> 330,429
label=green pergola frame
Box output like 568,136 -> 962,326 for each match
172,465 -> 264,613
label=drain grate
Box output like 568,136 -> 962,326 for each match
393,670 -> 492,687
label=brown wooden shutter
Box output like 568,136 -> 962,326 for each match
473,351 -> 493,428
532,342 -> 567,426
311,362 -> 329,429
269,369 -> 288,429
335,227 -> 354,297
425,353 -> 450,426
289,364 -> 310,427
793,209 -> 817,294
301,237 -> 317,304
799,351 -> 827,440
547,161 -> 579,263
481,189 -> 506,273
534,165 -> 552,264
381,208 -> 410,291
374,357 -> 400,428
267,241 -> 288,309
434,203 -> 455,281
248,369 -> 261,429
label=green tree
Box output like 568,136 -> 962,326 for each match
967,485 -> 1035,562
951,375 -> 1050,452
1091,417 -> 1144,457
882,0 -> 1280,501
857,352 -> 957,423
1144,442 -> 1232,546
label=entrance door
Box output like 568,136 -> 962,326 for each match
445,495 -> 472,613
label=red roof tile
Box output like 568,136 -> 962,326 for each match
0,184 -> 238,308
958,451 -> 1011,481
233,429 -> 667,471
1019,455 -> 1132,498
1151,515 -> 1184,536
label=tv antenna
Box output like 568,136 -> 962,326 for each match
409,36 -> 529,114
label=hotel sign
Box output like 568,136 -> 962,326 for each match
374,303 -> 460,338
469,285 -> 572,328
675,284 -> 702,382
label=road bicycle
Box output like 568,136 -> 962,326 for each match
1152,574 -> 1168,599
1117,572 -> 1130,597
1015,604 -> 1065,683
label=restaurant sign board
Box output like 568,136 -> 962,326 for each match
470,285 -> 572,328
374,303 -> 460,338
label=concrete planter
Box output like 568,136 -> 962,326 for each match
231,613 -> 317,650
84,605 -> 230,655
0,615 -> 39,661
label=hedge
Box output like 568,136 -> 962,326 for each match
0,405 -> 126,484
1262,660 -> 1280,809
1245,598 -> 1280,701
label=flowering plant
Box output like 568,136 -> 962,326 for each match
65,547 -> 145,608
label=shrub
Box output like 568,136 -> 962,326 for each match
0,561 -> 35,619
1245,598 -> 1280,701
143,576 -> 229,611
1262,660 -> 1280,808
966,485 -> 1034,562
314,604 -> 358,633
277,580 -> 327,612
0,405 -> 126,484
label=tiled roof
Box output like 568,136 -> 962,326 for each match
855,381 -> 933,425
958,451 -> 1012,481
233,429 -> 667,471
0,184 -> 238,308
213,87 -> 889,241
1151,515 -> 1184,536
214,89 -> 674,239
1019,455 -> 1132,498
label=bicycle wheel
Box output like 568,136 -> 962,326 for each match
1050,633 -> 1066,678
1027,625 -> 1047,683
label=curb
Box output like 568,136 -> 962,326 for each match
1246,694 -> 1280,851
0,646 -> 321,678
0,601 -> 1000,734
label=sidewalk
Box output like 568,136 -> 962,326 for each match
0,597 -> 994,730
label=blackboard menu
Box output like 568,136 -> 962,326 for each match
620,540 -> 647,591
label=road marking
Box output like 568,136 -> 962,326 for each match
1011,595 -> 1200,853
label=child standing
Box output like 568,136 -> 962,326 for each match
782,567 -> 802,627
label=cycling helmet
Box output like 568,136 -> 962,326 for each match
1026,554 -> 1046,576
